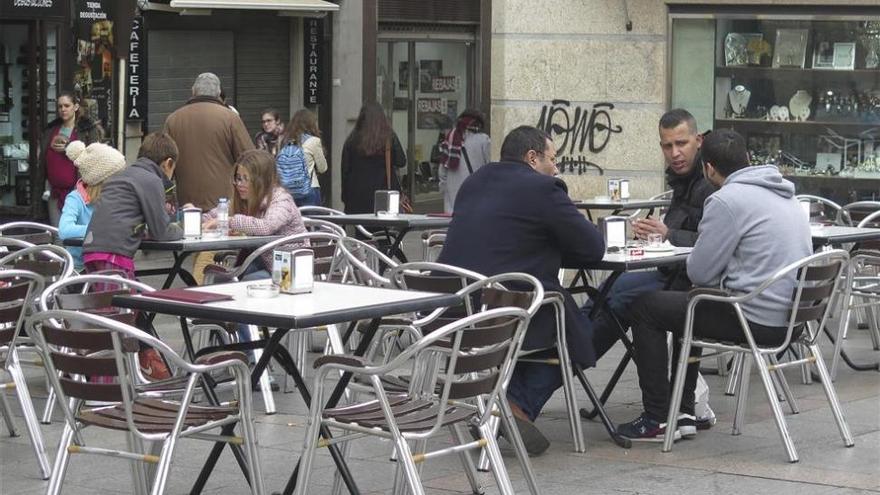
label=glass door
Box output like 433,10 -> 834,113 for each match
378,39 -> 474,212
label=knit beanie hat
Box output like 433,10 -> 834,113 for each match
65,140 -> 126,185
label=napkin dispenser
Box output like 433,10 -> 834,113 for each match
374,190 -> 400,216
272,248 -> 314,294
182,208 -> 202,239
601,215 -> 628,252
619,179 -> 630,200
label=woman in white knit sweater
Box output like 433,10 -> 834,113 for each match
280,109 -> 328,206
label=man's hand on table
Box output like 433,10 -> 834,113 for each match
631,218 -> 668,241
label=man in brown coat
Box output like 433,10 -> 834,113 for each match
164,72 -> 253,210
164,73 -> 253,283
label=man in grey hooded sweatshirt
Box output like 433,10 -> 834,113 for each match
617,129 -> 813,442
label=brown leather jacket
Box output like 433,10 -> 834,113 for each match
163,96 -> 254,209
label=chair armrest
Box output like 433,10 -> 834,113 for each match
195,350 -> 249,366
212,250 -> 239,263
688,287 -> 731,300
313,354 -> 368,370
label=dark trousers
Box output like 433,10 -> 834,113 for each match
631,290 -> 789,421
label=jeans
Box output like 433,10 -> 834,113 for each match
294,187 -> 322,207
507,311 -> 595,422
586,270 -> 668,361
237,266 -> 271,355
630,290 -> 789,421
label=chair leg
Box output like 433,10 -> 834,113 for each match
499,398 -> 540,495
755,352 -> 799,463
330,441 -> 352,495
0,385 -> 18,436
249,324 -> 276,415
732,353 -> 752,436
126,432 -> 150,495
240,391 -> 266,495
292,412 -> 323,495
769,355 -> 799,414
725,354 -> 743,396
476,414 -> 497,472
558,341 -> 586,453
391,434 -> 426,495
795,342 -> 813,385
830,290 -> 853,381
449,424 -> 485,495
478,422 -> 516,495
41,374 -> 58,424
47,422 -> 75,495
8,353 -> 51,479
807,343 -> 855,448
663,337 -> 692,453
868,305 -> 880,351
716,354 -> 729,377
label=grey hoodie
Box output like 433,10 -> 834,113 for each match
687,165 -> 812,327
83,157 -> 183,258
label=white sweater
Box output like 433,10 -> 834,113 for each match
302,136 -> 328,188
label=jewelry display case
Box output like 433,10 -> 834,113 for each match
670,8 -> 880,203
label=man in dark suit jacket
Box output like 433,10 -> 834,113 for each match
437,126 -> 605,455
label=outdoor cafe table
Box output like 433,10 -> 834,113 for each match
568,247 -> 692,448
113,280 -> 460,495
64,234 -> 281,289
574,198 -> 671,222
309,213 -> 452,262
810,225 -> 880,373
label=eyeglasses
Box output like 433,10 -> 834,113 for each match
232,174 -> 250,185
261,119 -> 275,124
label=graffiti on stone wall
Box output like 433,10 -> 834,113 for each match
536,100 -> 622,175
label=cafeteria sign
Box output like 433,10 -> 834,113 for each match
125,15 -> 147,121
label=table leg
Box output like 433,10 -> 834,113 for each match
387,228 -> 410,262
572,363 -> 631,449
280,318 -> 383,495
821,324 -> 880,372
159,252 -> 195,290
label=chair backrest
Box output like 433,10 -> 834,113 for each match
856,209 -> 880,228
299,205 -> 377,239
0,236 -> 36,255
625,189 -> 673,220
0,270 -> 43,347
0,222 -> 58,245
0,244 -> 75,283
337,236 -> 398,287
796,194 -> 847,225
27,310 -> 201,439
303,217 -> 346,237
38,275 -> 155,318
230,231 -> 341,281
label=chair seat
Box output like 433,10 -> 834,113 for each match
324,395 -> 475,432
77,397 -> 238,434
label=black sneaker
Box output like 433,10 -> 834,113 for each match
617,413 -> 681,443
677,413 -> 697,439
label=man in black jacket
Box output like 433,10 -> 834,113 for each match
437,126 -> 605,455
588,109 -> 717,429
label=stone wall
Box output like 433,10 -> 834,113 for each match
490,0 -> 669,200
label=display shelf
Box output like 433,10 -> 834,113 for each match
715,118 -> 880,135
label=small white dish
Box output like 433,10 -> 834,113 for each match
644,244 -> 675,253
246,283 -> 280,298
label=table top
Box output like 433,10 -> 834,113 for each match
310,213 -> 452,229
586,246 -> 692,271
573,198 -> 671,211
810,226 -> 880,245
63,234 -> 282,252
113,281 -> 461,329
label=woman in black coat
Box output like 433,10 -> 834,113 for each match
341,102 -> 406,214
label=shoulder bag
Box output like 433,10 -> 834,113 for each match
386,139 -> 413,213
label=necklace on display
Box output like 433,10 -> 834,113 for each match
728,85 -> 751,117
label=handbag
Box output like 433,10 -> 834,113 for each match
386,138 -> 413,213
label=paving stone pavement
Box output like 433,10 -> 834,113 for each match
2,237 -> 879,494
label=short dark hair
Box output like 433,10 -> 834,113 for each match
500,126 -> 551,162
659,108 -> 697,134
702,129 -> 749,177
138,132 -> 179,164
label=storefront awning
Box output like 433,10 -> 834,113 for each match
167,0 -> 338,14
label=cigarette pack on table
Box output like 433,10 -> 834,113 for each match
272,249 -> 315,294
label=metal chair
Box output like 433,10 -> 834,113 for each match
336,236 -> 399,288
664,250 -> 855,463
0,269 -> 52,479
29,309 -> 265,495
833,250 -> 880,379
294,297 -> 537,495
841,200 -> 880,227
303,217 -> 347,237
0,221 -> 59,246
299,205 -> 389,243
796,194 -> 848,225
419,230 -> 447,262
0,243 -> 76,283
624,189 -> 673,220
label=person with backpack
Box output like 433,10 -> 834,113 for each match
438,109 -> 490,213
276,109 -> 327,206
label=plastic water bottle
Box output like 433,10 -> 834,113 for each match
216,197 -> 229,235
